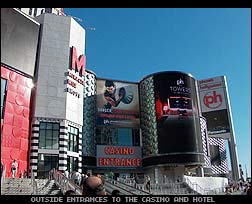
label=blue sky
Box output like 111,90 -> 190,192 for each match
64,8 -> 251,177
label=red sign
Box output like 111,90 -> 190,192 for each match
203,91 -> 223,109
99,158 -> 141,167
97,145 -> 142,168
71,46 -> 86,76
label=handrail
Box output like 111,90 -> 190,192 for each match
183,176 -> 204,195
106,177 -> 151,195
116,177 -> 196,195
52,169 -> 82,195
105,178 -> 138,195
205,186 -> 226,195
183,176 -> 225,195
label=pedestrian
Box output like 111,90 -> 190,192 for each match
76,171 -> 82,186
82,175 -> 106,196
80,174 -> 87,187
11,159 -> 18,178
64,169 -> 69,179
163,175 -> 167,183
146,176 -> 151,193
112,189 -> 120,195
72,170 -> 82,186
246,183 -> 251,195
49,169 -> 54,180
19,170 -> 23,178
65,189 -> 76,195
1,162 -> 3,178
23,170 -> 27,178
109,170 -> 114,180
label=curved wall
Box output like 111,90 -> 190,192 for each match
82,70 -> 97,168
140,71 -> 204,167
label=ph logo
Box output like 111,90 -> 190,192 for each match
203,91 -> 223,109
177,78 -> 184,86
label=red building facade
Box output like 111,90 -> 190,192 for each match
1,65 -> 33,177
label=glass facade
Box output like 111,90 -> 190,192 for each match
96,127 -> 140,146
39,122 -> 59,149
37,154 -> 58,178
67,156 -> 78,173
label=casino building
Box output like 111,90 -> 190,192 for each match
1,8 -> 240,182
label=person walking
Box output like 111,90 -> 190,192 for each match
146,175 -> 151,193
64,169 -> 69,179
11,159 -> 18,178
23,170 -> 27,178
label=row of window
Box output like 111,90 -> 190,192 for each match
39,122 -> 79,152
38,122 -> 140,151
96,127 -> 140,146
17,8 -> 54,17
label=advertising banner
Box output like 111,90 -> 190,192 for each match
1,8 -> 40,77
153,72 -> 202,155
96,145 -> 142,168
96,79 -> 140,128
198,76 -> 230,139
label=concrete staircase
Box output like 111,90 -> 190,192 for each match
1,178 -> 62,195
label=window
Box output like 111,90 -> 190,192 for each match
45,8 -> 52,13
96,128 -> 117,145
40,9 -> 44,14
132,129 -> 140,146
118,128 -> 132,146
68,126 -> 79,152
29,8 -> 32,15
37,154 -> 58,178
67,156 -> 78,173
96,127 -> 140,146
1,78 -> 7,119
39,122 -> 59,149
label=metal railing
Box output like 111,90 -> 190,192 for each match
52,169 -> 82,195
116,177 -> 195,195
205,186 -> 226,195
183,176 -> 205,194
183,176 -> 225,195
105,177 -> 151,195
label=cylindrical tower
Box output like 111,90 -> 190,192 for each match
82,70 -> 97,172
140,71 -> 204,168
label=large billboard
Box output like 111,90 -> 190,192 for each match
198,76 -> 230,139
1,8 -> 40,77
96,79 -> 140,128
153,72 -> 202,155
96,145 -> 142,169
